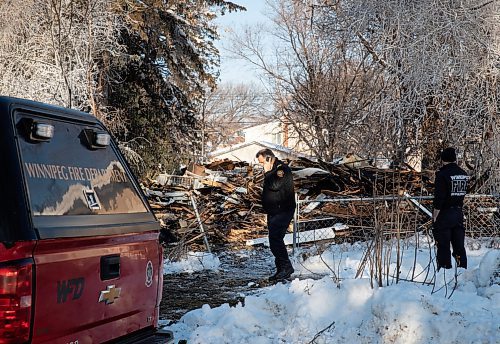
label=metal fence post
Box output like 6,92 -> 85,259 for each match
292,192 -> 299,253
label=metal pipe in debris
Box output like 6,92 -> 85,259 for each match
190,193 -> 211,253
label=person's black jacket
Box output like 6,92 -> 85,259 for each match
261,159 -> 296,215
433,163 -> 469,210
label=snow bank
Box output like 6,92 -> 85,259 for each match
163,251 -> 220,274
165,239 -> 499,343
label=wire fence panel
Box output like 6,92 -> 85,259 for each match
463,195 -> 499,238
156,174 -> 202,189
293,194 -> 499,249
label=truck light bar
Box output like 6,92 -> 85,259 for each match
33,123 -> 54,140
82,128 -> 111,149
95,133 -> 111,147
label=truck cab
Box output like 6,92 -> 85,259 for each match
0,97 -> 173,343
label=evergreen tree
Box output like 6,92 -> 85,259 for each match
102,0 -> 245,175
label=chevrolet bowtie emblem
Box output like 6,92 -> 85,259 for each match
98,285 -> 121,305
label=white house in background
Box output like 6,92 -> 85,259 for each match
242,120 -> 312,154
207,140 -> 311,163
206,120 -> 313,163
243,122 -> 284,146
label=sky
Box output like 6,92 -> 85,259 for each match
162,235 -> 499,343
214,0 -> 269,85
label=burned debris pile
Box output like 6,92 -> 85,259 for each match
143,157 -> 498,251
144,158 -> 436,248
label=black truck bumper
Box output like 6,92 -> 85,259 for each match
107,328 -> 174,344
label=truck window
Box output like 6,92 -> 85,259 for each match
16,113 -> 148,216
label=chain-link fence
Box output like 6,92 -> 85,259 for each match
292,194 -> 499,249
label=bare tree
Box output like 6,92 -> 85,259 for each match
0,0 -> 125,117
227,0 -> 499,191
227,0 -> 389,161
201,83 -> 273,154
332,0 -> 500,189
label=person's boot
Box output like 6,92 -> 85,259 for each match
268,261 -> 283,282
268,269 -> 281,282
274,265 -> 294,280
436,262 -> 452,272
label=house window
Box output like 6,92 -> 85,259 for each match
272,132 -> 282,145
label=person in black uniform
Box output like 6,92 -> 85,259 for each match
256,148 -> 296,281
432,147 -> 469,271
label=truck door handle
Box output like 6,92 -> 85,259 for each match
100,255 -> 120,280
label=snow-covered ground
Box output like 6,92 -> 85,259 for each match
162,236 -> 499,344
163,251 -> 221,274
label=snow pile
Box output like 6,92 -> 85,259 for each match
163,251 -> 220,274
165,238 -> 499,343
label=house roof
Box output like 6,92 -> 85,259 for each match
208,140 -> 306,158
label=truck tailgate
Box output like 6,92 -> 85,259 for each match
30,232 -> 162,344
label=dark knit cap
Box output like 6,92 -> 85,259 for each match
441,147 -> 457,162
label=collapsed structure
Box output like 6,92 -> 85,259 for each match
143,158 -> 499,255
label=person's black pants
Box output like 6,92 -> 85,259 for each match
267,210 -> 294,272
432,207 -> 467,269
